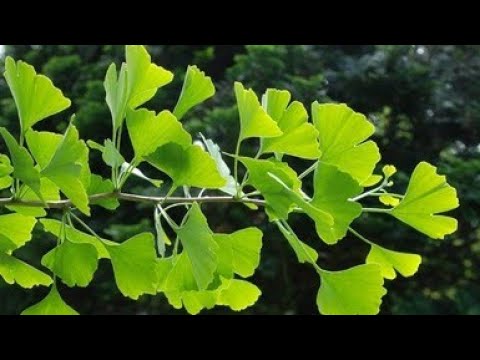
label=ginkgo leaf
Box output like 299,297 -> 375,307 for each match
4,57 -> 71,132
176,203 -> 218,290
126,108 -> 191,160
0,214 -> 37,252
41,219 -> 110,259
0,252 -> 52,288
390,162 -> 459,239
234,82 -> 282,141
7,178 -> 60,217
174,65 -> 215,120
25,130 -> 62,169
261,89 -> 320,159
379,195 -> 400,207
42,125 -> 90,215
42,240 -> 99,287
146,143 -> 226,189
361,174 -> 383,187
87,139 -> 125,169
104,233 -> 158,300
312,102 -> 381,184
317,264 -> 387,315
311,163 -> 363,245
200,134 -> 239,196
21,286 -> 78,315
366,244 -> 422,280
126,45 -> 174,109
0,176 -> 12,190
213,227 -> 263,278
104,63 -> 129,131
240,157 -> 302,220
154,207 -> 171,258
276,221 -> 318,264
0,154 -> 13,177
88,175 -> 120,210
217,278 -> 262,312
0,127 -> 42,200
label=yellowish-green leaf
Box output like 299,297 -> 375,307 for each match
4,56 -> 71,132
367,244 -> 422,280
390,162 -> 459,239
217,278 -> 262,312
147,143 -> 226,189
312,102 -> 381,184
0,127 -> 42,200
383,165 -> 397,178
235,82 -> 282,141
379,195 -> 400,207
42,125 -> 90,215
0,154 -> 13,177
0,214 -> 37,252
276,221 -> 318,264
126,108 -> 191,160
105,233 -> 158,300
177,203 -> 218,290
311,163 -> 362,245
7,178 -> 60,217
42,240 -> 99,287
262,89 -> 320,159
0,252 -> 52,289
361,174 -> 383,187
174,65 -> 215,120
21,286 -> 78,315
88,174 -> 120,210
317,264 -> 387,315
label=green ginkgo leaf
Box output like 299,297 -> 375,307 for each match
0,252 -> 52,289
213,227 -> 263,278
379,195 -> 400,207
42,240 -> 99,287
276,221 -> 318,264
0,176 -> 12,190
41,125 -> 90,215
174,65 -> 215,120
367,244 -> 422,280
261,89 -> 320,159
390,162 -> 459,239
41,219 -> 111,259
0,154 -> 13,177
0,127 -> 43,201
21,286 -> 78,315
312,102 -> 381,184
104,233 -> 158,300
235,82 -> 282,141
317,264 -> 387,315
87,139 -> 125,169
146,143 -> 226,189
177,203 -> 218,290
126,45 -> 174,109
25,130 -> 62,169
104,63 -> 129,131
126,108 -> 191,160
0,214 -> 37,252
217,278 -> 262,312
4,57 -> 71,133
311,163 -> 363,245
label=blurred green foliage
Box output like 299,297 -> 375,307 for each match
0,45 -> 478,315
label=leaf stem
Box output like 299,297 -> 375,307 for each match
69,212 -> 104,240
362,207 -> 391,213
348,227 -> 374,246
233,138 -> 242,198
299,162 -> 318,180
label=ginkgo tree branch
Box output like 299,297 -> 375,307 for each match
0,192 -> 267,209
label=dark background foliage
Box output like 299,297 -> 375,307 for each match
0,45 -> 478,315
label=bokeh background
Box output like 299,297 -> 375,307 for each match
0,45 -> 478,315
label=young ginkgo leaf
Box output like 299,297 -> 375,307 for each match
276,221 -> 319,265
104,233 -> 158,300
176,203 -> 218,290
146,143 -> 226,189
88,175 -> 120,210
126,108 -> 191,160
42,240 -> 99,288
4,57 -> 71,133
21,286 -> 78,315
0,252 -> 52,289
261,89 -> 320,159
312,102 -> 381,184
311,163 -> 363,245
174,65 -> 216,120
0,214 -> 37,252
0,154 -> 13,177
390,162 -> 459,239
317,264 -> 387,315
367,244 -> 422,280
235,82 -> 282,141
217,278 -> 262,312
379,195 -> 400,207
0,127 -> 43,200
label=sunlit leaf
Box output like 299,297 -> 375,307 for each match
276,221 -> 318,264
367,244 -> 422,280
312,102 -> 381,184
0,252 -> 52,289
0,213 -> 37,252
174,65 -> 215,120
390,162 -> 459,239
21,286 -> 78,315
